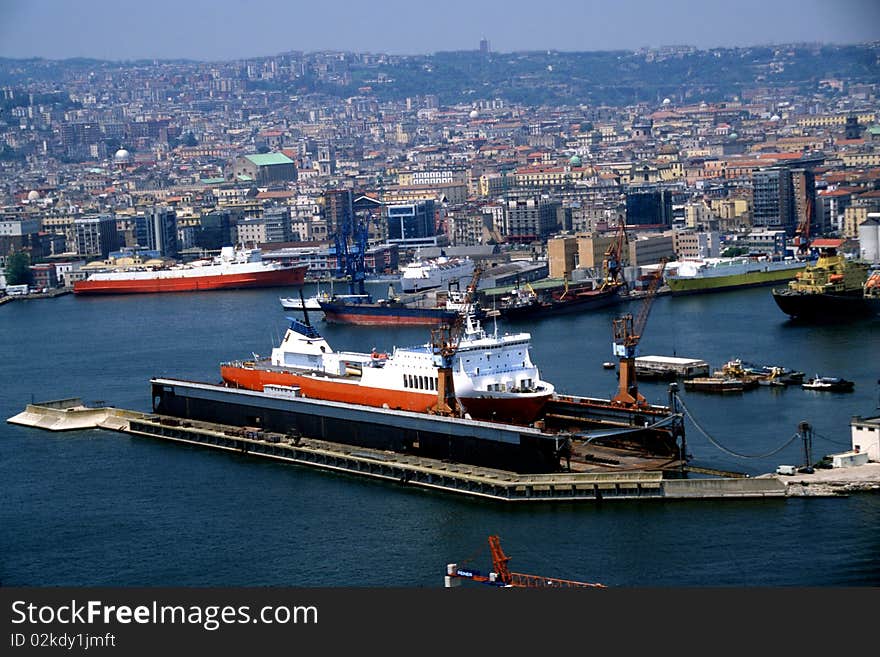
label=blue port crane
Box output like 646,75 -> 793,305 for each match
332,200 -> 370,298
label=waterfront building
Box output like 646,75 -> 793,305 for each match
236,216 -> 267,247
503,197 -> 559,242
74,215 -> 120,259
752,167 -> 796,235
144,206 -> 179,258
0,217 -> 41,257
262,206 -> 293,243
195,210 -> 237,251
323,189 -> 354,236
387,200 -> 435,244
674,230 -> 721,259
547,235 -> 578,279
625,188 -> 674,226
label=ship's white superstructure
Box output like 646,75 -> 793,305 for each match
400,255 -> 476,292
222,311 -> 553,424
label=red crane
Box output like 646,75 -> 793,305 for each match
611,258 -> 667,407
445,536 -> 605,588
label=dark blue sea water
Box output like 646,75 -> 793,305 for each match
2,284 -> 879,586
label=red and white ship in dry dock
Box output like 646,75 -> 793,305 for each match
220,312 -> 555,425
73,247 -> 306,295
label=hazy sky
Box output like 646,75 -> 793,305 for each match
1,0 -> 878,61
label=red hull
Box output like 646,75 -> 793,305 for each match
456,394 -> 551,425
73,266 -> 306,295
322,312 -> 451,326
221,365 -> 438,413
220,364 -> 550,424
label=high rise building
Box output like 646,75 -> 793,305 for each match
196,210 -> 237,251
625,188 -> 673,226
503,197 -> 560,242
263,206 -> 292,243
752,168 -> 795,235
323,189 -> 354,236
74,214 -> 120,259
144,206 -> 179,258
387,200 -> 435,242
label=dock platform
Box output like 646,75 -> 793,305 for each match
9,398 -> 861,502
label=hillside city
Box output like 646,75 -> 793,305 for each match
1,41 -> 879,293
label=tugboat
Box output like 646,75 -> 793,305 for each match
771,239 -> 873,319
801,375 -> 855,392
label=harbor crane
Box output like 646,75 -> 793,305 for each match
445,536 -> 605,588
332,196 -> 370,297
611,258 -> 667,407
792,193 -> 813,255
429,267 -> 482,416
603,219 -> 629,287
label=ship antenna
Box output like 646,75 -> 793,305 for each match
299,287 -> 312,327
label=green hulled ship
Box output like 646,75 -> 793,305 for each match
665,257 -> 807,295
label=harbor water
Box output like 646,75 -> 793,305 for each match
1,284 -> 879,586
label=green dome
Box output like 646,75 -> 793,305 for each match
569,155 -> 582,166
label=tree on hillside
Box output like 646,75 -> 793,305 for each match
5,251 -> 32,285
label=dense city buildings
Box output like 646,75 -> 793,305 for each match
1,41 -> 879,290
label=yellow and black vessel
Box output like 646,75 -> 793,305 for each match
771,239 -> 877,319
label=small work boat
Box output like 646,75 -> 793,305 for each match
801,375 -> 854,392
602,362 -> 616,370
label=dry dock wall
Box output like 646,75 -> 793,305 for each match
151,378 -> 563,474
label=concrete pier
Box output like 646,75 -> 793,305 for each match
9,400 -> 878,501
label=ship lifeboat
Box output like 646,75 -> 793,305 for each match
370,350 -> 389,366
829,274 -> 844,283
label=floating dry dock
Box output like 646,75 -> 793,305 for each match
7,390 -> 827,502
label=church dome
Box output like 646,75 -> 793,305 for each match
569,155 -> 582,166
27,190 -> 40,201
114,148 -> 132,163
468,109 -> 479,119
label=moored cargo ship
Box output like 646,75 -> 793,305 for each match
771,239 -> 876,319
73,247 -> 306,295
495,280 -> 624,319
665,256 -> 807,295
318,296 -> 462,325
400,254 -> 476,293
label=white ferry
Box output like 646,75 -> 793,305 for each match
400,255 -> 476,293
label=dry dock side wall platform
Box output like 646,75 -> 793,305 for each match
150,378 -> 563,474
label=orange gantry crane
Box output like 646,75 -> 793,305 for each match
445,536 -> 605,588
611,258 -> 667,407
